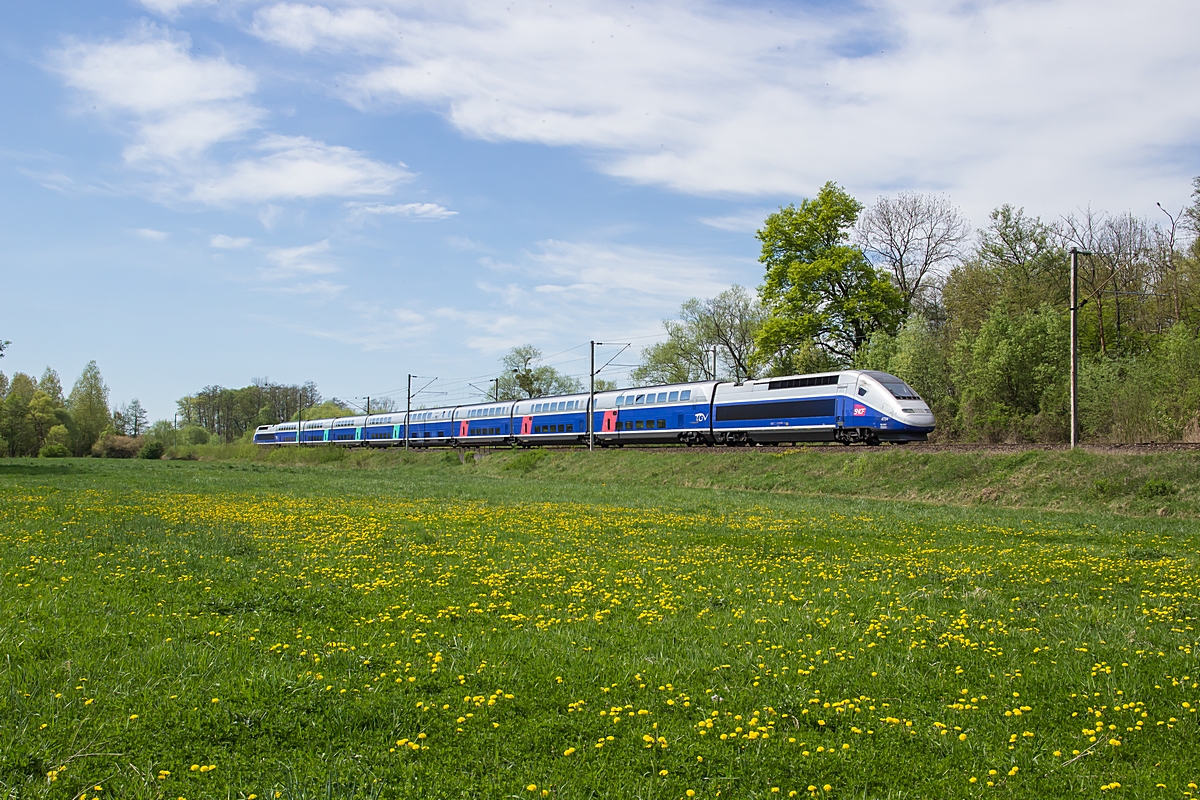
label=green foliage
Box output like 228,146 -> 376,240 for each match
502,448 -> 550,473
294,400 -> 357,421
138,439 -> 166,460
755,182 -> 904,366
38,443 -> 70,458
952,303 -> 1069,441
68,360 -> 111,455
1136,478 -> 1177,499
184,425 -> 211,445
180,379 -> 320,443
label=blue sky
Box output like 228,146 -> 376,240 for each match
3,0 -> 1198,419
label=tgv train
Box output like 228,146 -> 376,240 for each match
253,370 -> 934,448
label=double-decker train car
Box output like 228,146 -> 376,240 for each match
252,369 -> 934,448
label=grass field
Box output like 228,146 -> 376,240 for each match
1,457 -> 1198,799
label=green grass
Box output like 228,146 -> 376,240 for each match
1,458 -> 1198,799
176,442 -> 1200,519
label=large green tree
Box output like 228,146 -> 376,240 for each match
755,182 -> 903,371
68,361 -> 111,455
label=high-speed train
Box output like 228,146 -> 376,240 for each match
253,370 -> 934,448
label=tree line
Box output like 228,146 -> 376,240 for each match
633,177 -> 1200,442
5,176 -> 1197,452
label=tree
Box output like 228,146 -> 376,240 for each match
68,361 -> 111,455
38,368 -> 64,404
126,398 -> 148,436
632,286 -> 766,385
952,303 -> 1068,441
755,182 -> 904,371
0,339 -> 8,359
496,345 -> 582,400
857,192 -> 969,315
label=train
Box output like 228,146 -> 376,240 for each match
252,370 -> 935,448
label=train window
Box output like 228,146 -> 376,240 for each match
680,390 -> 692,401
635,420 -> 645,430
668,391 -> 679,402
624,420 -> 633,430
657,419 -> 666,428
858,387 -> 867,396
566,424 -> 573,432
558,424 -> 565,432
635,394 -> 645,404
654,392 -> 665,403
616,396 -> 624,406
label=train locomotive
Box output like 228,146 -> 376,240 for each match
253,370 -> 934,449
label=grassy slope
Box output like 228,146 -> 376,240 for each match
171,443 -> 1200,519
1,460 -> 1198,799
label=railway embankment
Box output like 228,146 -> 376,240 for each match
173,441 -> 1200,520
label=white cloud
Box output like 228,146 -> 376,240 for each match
138,0 -> 218,16
51,24 -> 411,207
133,227 -> 169,240
191,135 -> 411,205
461,240 -> 748,358
55,23 -> 261,164
210,234 -> 252,248
250,0 -> 1200,220
699,209 -> 776,233
347,201 -> 456,219
264,239 -> 336,276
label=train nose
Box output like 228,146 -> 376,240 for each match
898,406 -> 935,426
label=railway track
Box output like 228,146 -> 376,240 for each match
438,440 -> 1200,455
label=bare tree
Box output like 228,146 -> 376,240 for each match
857,192 -> 969,314
632,286 -> 766,385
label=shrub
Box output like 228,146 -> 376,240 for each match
183,426 -> 210,445
92,434 -> 141,459
1136,479 -> 1177,499
38,443 -> 70,458
138,440 -> 166,460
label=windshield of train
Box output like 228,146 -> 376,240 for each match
866,372 -> 921,400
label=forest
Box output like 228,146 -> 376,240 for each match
2,175 -> 1198,455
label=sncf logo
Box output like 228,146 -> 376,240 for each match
852,404 -> 867,417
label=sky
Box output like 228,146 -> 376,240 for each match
2,0 -> 1199,419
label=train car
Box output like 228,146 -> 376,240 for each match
710,370 -> 933,445
363,413 -> 403,445
254,369 -> 934,449
511,394 -> 589,444
455,401 -> 516,445
406,407 -> 453,447
598,381 -> 718,446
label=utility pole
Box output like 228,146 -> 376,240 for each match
406,375 -> 411,450
1069,248 -> 1092,449
711,348 -> 718,381
493,377 -> 500,402
589,340 -> 596,451
365,396 -> 370,417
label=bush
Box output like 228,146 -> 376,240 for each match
1137,479 -> 1177,499
92,434 -> 142,459
184,426 -> 210,445
138,440 -> 166,460
39,443 -> 70,458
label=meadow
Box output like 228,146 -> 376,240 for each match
1,457 -> 1197,799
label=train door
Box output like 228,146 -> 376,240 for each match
602,410 -> 618,432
